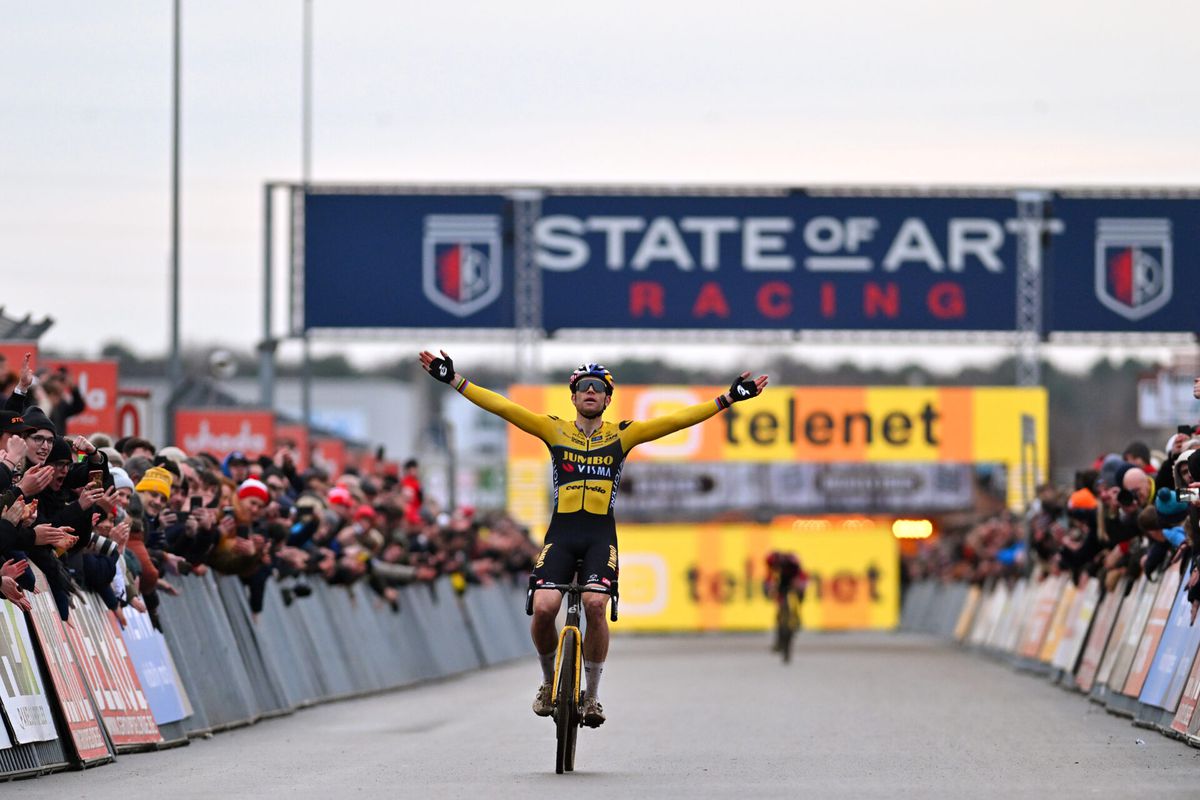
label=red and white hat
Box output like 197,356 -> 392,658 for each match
237,478 -> 270,504
328,485 -> 354,508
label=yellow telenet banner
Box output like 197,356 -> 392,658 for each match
615,520 -> 899,632
506,385 -> 1048,527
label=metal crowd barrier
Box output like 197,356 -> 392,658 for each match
3,570 -> 535,781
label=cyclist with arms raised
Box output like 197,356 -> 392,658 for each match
419,349 -> 767,727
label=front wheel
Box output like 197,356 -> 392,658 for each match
555,630 -> 579,774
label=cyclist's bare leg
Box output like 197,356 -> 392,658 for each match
531,589 -> 564,676
581,590 -> 610,662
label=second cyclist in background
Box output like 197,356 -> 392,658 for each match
765,550 -> 808,656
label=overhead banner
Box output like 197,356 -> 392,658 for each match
299,189 -> 1199,334
507,384 -> 1047,526
303,192 -> 513,330
1047,198 -> 1200,333
615,520 -> 898,632
0,600 -> 57,744
619,461 -> 974,520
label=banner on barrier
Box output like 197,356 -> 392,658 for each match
120,608 -> 189,725
1139,565 -> 1196,710
1123,567 -> 1181,698
1171,652 -> 1200,735
174,408 -> 275,462
1098,578 -> 1147,690
1109,577 -> 1160,693
614,520 -> 898,632
1053,579 -> 1099,671
1018,576 -> 1063,659
1038,580 -> 1076,664
25,568 -> 112,763
954,586 -> 982,641
62,593 -> 161,747
0,600 -> 57,744
1075,582 -> 1125,693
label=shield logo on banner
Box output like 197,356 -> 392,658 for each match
1094,219 -> 1172,321
422,215 -> 503,317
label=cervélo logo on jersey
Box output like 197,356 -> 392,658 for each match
422,215 -> 503,317
1094,218 -> 1172,321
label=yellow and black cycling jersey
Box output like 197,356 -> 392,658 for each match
455,380 -> 722,517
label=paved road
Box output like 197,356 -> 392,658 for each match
14,633 -> 1200,799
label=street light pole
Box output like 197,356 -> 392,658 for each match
166,0 -> 183,445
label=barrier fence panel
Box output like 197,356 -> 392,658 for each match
1136,564 -> 1195,730
954,586 -> 982,642
0,586 -> 70,779
1075,581 -> 1126,694
215,576 -> 289,716
1093,577 -> 1145,702
254,582 -> 322,708
1052,579 -> 1100,682
23,567 -> 111,768
1038,581 -> 1077,666
973,583 -> 1008,649
157,573 -> 260,732
432,579 -> 487,674
1105,576 -> 1161,716
462,582 -> 532,666
60,591 -> 160,751
1120,567 -> 1182,703
295,583 -> 358,699
1170,652 -> 1200,738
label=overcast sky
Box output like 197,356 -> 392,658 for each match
3,1 -> 1197,373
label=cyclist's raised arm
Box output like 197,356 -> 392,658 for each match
418,350 -> 554,440
618,371 -> 768,451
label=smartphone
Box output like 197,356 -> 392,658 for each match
88,469 -> 104,490
222,506 -> 235,519
190,496 -> 203,511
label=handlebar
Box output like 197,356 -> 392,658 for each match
525,575 -> 619,622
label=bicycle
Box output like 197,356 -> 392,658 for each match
526,570 -> 619,774
774,591 -> 800,664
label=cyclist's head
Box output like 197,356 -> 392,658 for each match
569,363 -> 613,420
569,363 -> 614,396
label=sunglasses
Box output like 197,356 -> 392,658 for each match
573,378 -> 609,394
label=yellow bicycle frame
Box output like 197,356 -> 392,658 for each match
550,624 -> 583,705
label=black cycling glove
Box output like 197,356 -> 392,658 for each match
428,354 -> 455,384
728,375 -> 759,403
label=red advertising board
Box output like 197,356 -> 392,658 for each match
0,342 -> 38,386
61,592 -> 161,747
40,359 -> 119,437
174,408 -> 275,460
116,387 -> 152,439
275,423 -> 310,470
25,567 -> 112,763
312,437 -> 347,478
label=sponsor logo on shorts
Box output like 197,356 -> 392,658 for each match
535,543 -> 552,569
607,546 -> 618,571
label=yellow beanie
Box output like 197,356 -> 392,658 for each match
135,466 -> 173,499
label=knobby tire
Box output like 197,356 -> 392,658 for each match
555,630 -> 578,774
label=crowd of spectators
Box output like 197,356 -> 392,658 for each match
905,375 -> 1200,619
0,353 -> 541,631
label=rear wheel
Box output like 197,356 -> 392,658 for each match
778,604 -> 794,664
555,631 -> 578,775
